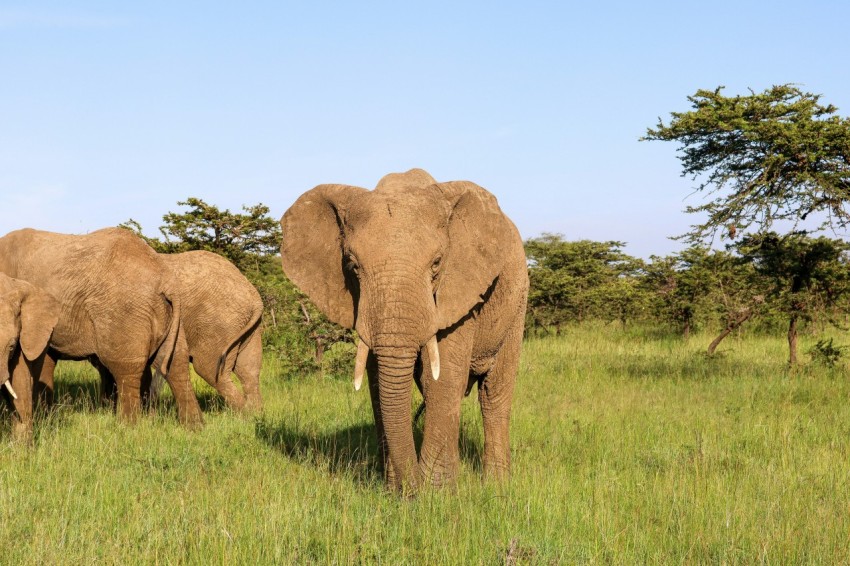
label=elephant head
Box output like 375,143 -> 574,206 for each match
280,168 -> 516,489
0,276 -> 60,399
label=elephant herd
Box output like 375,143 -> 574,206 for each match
0,229 -> 264,436
1,168 -> 528,493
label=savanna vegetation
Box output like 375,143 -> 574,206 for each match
2,326 -> 849,562
2,83 -> 850,562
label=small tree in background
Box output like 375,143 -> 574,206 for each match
525,235 -> 646,332
644,247 -> 713,339
734,232 -> 850,364
643,246 -> 763,347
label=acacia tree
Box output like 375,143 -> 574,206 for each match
123,198 -> 280,273
735,233 -> 850,365
645,85 -> 850,363
643,84 -> 850,242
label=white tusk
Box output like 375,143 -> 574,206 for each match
2,379 -> 18,400
426,336 -> 440,381
354,338 -> 369,391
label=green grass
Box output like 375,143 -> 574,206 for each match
1,325 -> 850,563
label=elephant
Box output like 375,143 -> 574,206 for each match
103,251 -> 264,411
280,168 -> 528,492
0,227 -> 203,428
0,273 -> 61,442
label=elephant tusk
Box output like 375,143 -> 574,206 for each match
354,338 -> 369,391
2,379 -> 17,400
426,335 -> 440,381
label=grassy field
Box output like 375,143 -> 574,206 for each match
1,325 -> 849,563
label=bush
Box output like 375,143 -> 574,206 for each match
808,338 -> 846,368
321,341 -> 357,381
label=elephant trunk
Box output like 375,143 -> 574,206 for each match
355,268 -> 439,493
373,343 -> 420,493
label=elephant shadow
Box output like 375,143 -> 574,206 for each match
457,427 -> 484,474
54,378 -> 102,413
255,418 -> 383,485
150,389 -> 228,415
254,413 -> 485,484
53,374 -> 230,416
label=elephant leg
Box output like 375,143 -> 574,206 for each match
95,360 -> 118,410
160,338 -> 203,429
9,351 -> 36,444
365,351 -> 395,487
193,352 -> 246,411
139,365 -> 153,411
33,352 -> 56,410
418,329 -> 474,487
104,359 -> 145,424
478,322 -> 522,481
234,332 -> 263,411
213,349 -> 247,411
148,369 -> 166,407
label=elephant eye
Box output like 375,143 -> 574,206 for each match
431,255 -> 442,278
346,255 -> 360,275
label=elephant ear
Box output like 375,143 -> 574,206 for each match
15,281 -> 60,361
280,184 -> 367,328
435,181 -> 521,329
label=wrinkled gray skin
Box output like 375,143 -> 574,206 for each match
281,169 -> 528,493
105,251 -> 264,411
0,273 -> 60,442
0,228 -> 203,428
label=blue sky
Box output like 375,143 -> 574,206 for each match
2,1 -> 849,257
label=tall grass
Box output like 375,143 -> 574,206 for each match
0,325 -> 848,563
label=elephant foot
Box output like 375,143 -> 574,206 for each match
383,464 -> 420,497
178,410 -> 204,431
482,461 -> 511,483
419,462 -> 459,489
10,420 -> 33,446
222,393 -> 248,412
118,406 -> 141,425
243,394 -> 263,413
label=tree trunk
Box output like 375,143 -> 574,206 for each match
683,319 -> 691,340
707,307 -> 754,355
788,315 -> 798,365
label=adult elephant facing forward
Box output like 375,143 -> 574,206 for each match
0,227 -> 203,427
280,169 -> 528,493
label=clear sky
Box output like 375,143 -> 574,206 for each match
2,1 -> 849,258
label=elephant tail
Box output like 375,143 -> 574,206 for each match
152,276 -> 182,376
214,305 -> 263,385
413,400 -> 426,425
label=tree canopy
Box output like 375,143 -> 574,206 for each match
524,235 -> 646,331
122,198 -> 280,272
643,84 -> 850,242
